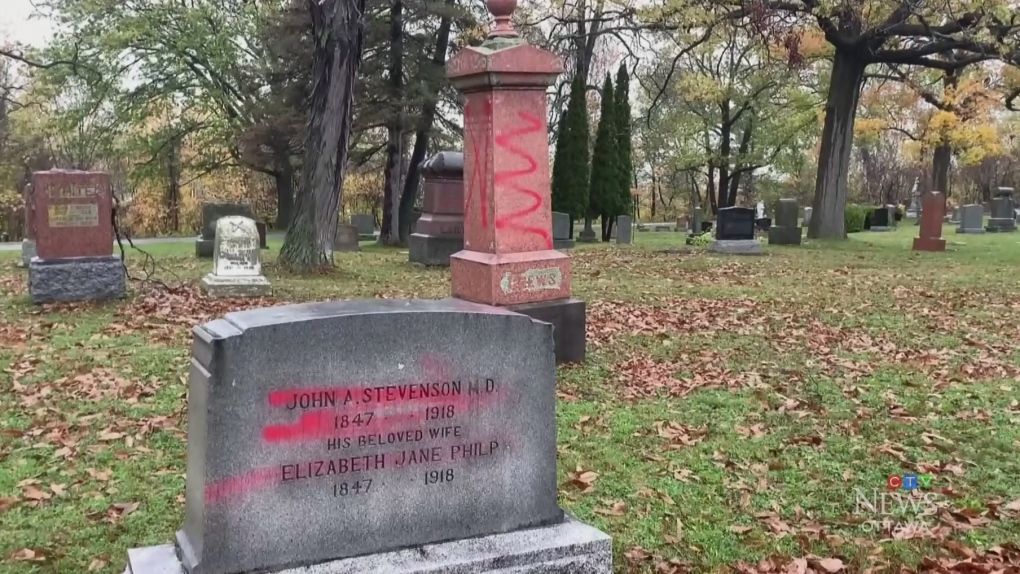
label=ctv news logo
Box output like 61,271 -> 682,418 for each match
854,474 -> 941,535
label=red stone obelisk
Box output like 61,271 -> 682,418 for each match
913,191 -> 947,252
446,0 -> 585,363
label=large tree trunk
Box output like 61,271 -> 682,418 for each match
272,146 -> 295,229
808,48 -> 866,239
396,3 -> 453,243
280,0 -> 367,271
379,0 -> 404,246
932,142 -> 951,195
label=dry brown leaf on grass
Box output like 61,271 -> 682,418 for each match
563,467 -> 598,493
592,501 -> 627,516
9,548 -> 46,562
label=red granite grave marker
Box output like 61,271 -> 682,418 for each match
912,190 -> 946,252
446,0 -> 569,306
31,170 -> 113,260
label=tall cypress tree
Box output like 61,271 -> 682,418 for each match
551,74 -> 590,226
588,74 -> 618,240
614,64 -> 633,217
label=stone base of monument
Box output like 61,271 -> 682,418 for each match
577,229 -> 598,243
408,233 -> 463,266
199,274 -> 272,298
359,232 -> 379,241
29,255 -> 125,304
508,297 -> 586,364
553,238 -> 575,250
985,219 -> 1016,232
709,240 -> 763,255
195,237 -> 214,258
123,516 -> 611,574
912,237 -> 946,252
18,239 -> 36,268
767,227 -> 801,245
956,228 -> 985,234
869,226 -> 892,232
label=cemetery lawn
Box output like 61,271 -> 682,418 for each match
2,225 -> 1020,573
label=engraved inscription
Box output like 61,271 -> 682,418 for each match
48,184 -> 99,199
524,268 -> 562,291
48,204 -> 99,228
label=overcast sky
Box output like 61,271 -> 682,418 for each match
0,0 -> 54,48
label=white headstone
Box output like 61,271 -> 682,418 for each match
213,216 -> 261,277
201,216 -> 272,298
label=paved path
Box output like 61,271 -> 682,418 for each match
0,233 -> 286,251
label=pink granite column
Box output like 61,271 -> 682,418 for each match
446,0 -> 569,306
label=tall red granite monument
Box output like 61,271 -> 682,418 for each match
446,0 -> 586,363
913,190 -> 947,252
27,170 -> 125,303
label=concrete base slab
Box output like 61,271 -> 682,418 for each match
709,240 -> 763,255
124,516 -> 612,574
195,238 -> 214,258
507,298 -> 586,365
577,230 -> 598,243
29,255 -> 125,304
956,228 -> 985,234
767,226 -> 802,245
553,239 -> 575,250
199,274 -> 272,298
408,233 -> 463,267
986,219 -> 1016,232
869,226 -> 892,232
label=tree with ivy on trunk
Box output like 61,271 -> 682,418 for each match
280,0 -> 367,271
716,0 -> 1020,239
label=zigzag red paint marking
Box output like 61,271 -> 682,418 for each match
494,112 -> 552,248
464,98 -> 492,229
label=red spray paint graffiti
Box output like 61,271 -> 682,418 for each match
463,98 -> 492,229
493,112 -> 552,249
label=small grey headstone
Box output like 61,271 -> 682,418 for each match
174,300 -> 570,574
552,212 -> 574,250
615,215 -> 633,244
986,197 -> 1017,232
767,199 -> 801,245
957,204 -> 985,234
803,207 -> 812,226
334,224 -> 361,252
200,216 -> 271,298
352,214 -> 376,238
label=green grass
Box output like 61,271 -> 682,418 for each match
2,224 -> 1020,573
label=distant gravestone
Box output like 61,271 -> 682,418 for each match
255,222 -> 268,249
767,199 -> 801,245
615,215 -> 633,245
123,299 -> 609,574
956,204 -> 984,234
409,151 -> 464,266
352,214 -> 376,240
196,203 -> 255,258
552,212 -> 574,250
803,206 -> 812,226
711,206 -> 761,254
334,223 -> 361,252
985,196 -> 1017,232
19,183 -> 35,267
906,192 -> 921,219
949,208 -> 961,224
200,216 -> 271,298
870,205 -> 893,231
27,170 -> 125,304
913,191 -> 946,252
685,207 -> 705,245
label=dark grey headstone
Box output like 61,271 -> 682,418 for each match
552,212 -> 571,240
615,215 -> 632,244
420,151 -> 464,178
957,204 -> 984,234
774,199 -> 798,228
201,203 -> 254,240
351,214 -> 376,237
986,197 -> 1016,232
870,205 -> 891,230
767,199 -> 801,245
716,207 -> 755,240
28,255 -> 126,304
176,299 -> 562,574
408,234 -> 463,265
995,187 -> 1014,199
334,224 -> 361,252
690,207 -> 703,233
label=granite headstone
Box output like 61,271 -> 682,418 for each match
122,299 -> 609,574
985,197 -> 1016,232
352,214 -> 376,240
956,204 -> 984,234
552,212 -> 574,250
913,191 -> 946,252
711,206 -> 761,254
767,198 -> 801,245
615,215 -> 633,245
409,152 -> 465,266
334,224 -> 361,252
870,205 -> 893,231
27,170 -> 125,303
